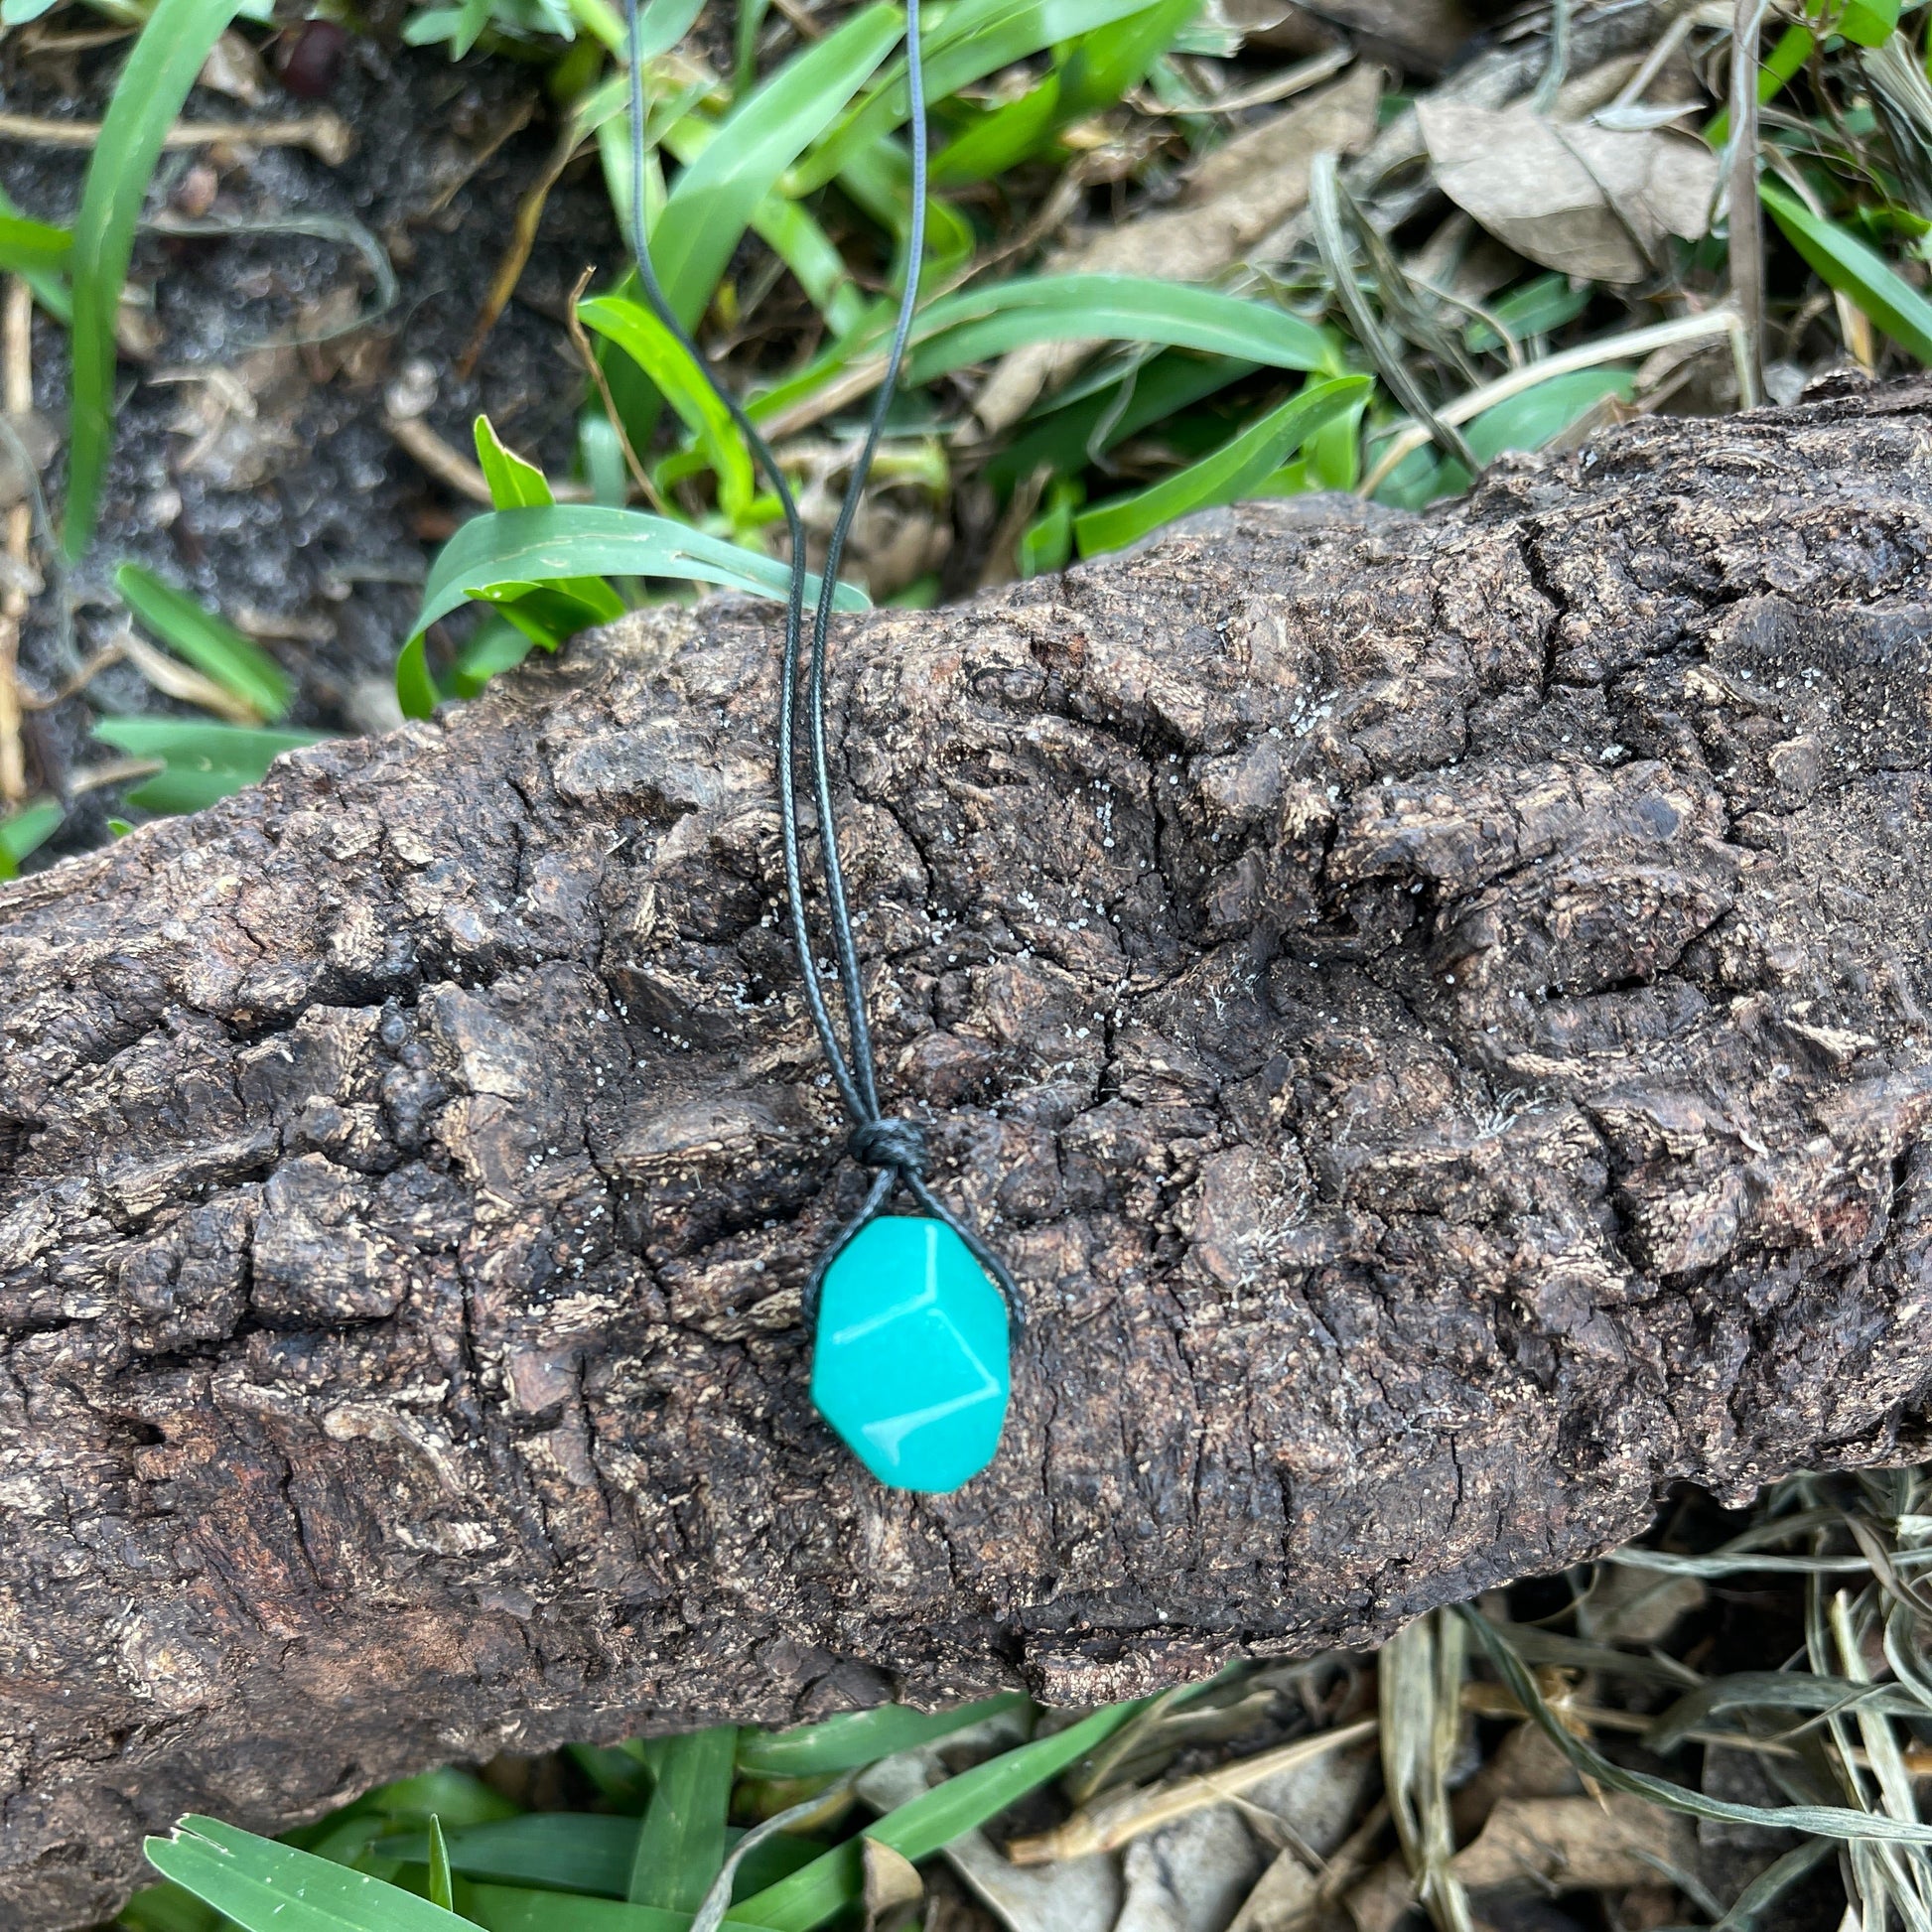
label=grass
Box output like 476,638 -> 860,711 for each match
108,1465 -> 1932,1932
10,0 -> 1932,849
1,3 -> 1930,1926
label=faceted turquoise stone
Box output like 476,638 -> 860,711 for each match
810,1215 -> 1010,1493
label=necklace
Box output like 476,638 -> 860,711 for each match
621,0 -> 1019,1493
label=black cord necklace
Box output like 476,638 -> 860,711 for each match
621,0 -> 1019,1493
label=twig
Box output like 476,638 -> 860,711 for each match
0,111 -> 354,167
1533,0 -> 1574,112
1,278 -> 32,805
1728,0 -> 1769,407
382,362 -> 591,505
1310,153 -> 1477,474
565,267 -> 665,510
1357,307 -> 1741,497
458,122 -> 584,380
1005,1716 -> 1379,1864
1136,43 -> 1353,117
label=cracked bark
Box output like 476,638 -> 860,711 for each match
5,381 -> 1932,1929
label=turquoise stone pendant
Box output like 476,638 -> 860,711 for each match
810,1215 -> 1011,1493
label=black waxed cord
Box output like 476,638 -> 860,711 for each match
619,0 -> 1020,1324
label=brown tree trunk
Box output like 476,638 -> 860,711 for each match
5,381 -> 1931,1929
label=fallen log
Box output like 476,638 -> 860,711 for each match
5,381 -> 1931,1928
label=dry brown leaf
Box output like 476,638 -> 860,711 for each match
1344,1858 -> 1418,1932
1228,1852 -> 1322,1932
1577,1564 -> 1706,1646
1297,0 -> 1475,71
1116,1807 -> 1264,1932
1416,95 -> 1721,284
862,1840 -> 923,1932
854,1745 -> 1121,1932
1447,1794 -> 1699,1895
967,63 -> 1381,436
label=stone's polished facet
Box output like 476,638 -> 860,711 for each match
810,1214 -> 1011,1493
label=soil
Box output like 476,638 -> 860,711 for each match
0,28 -> 621,857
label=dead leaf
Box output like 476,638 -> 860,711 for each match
855,1739 -> 1121,1932
1448,1794 -> 1699,1895
862,1840 -> 922,1932
1298,0 -> 1475,72
1343,1858 -> 1417,1932
1116,1807 -> 1263,1932
1228,1852 -> 1321,1932
968,63 -> 1381,435
1416,95 -> 1721,284
1577,1564 -> 1706,1646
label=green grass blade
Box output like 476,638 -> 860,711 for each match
475,416 -> 556,508
793,0 -> 1162,193
931,0 -> 1196,184
0,188 -> 71,322
111,1878 -> 224,1932
0,210 -> 71,276
407,505 -> 864,647
424,1820 -> 454,1914
737,1697 -> 1147,1932
1761,178 -> 1932,364
92,719 -> 325,815
1075,373 -> 1368,557
1461,1607 -> 1932,1846
1646,1671 -> 1932,1756
628,1726 -> 736,1909
64,0 -> 241,560
395,634 -> 439,721
651,3 -> 901,328
144,1817 -> 469,1932
465,1886 -> 775,1932
0,798 -> 62,881
114,564 -> 293,722
578,297 -> 756,519
380,1815 -> 634,1897
904,275 -> 1336,386
738,1694 -> 1031,1778
1461,366 -> 1632,465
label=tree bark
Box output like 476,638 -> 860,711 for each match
5,381 -> 1932,1929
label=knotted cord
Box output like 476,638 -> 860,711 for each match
619,0 -> 1020,1319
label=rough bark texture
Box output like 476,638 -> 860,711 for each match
6,383 -> 1932,1928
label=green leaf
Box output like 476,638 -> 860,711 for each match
65,0 -> 242,560
475,415 -> 557,509
465,1888 -> 756,1932
92,719 -> 326,815
382,1817 -> 637,1897
1461,365 -> 1633,465
737,1697 -> 1147,1932
738,1694 -> 1031,1778
1761,177 -> 1932,364
395,633 -> 440,721
794,0 -> 1164,193
930,0 -> 1198,184
0,210 -> 72,276
472,416 -> 624,635
902,275 -> 1335,389
407,505 -> 864,648
0,798 -> 61,880
650,3 -> 901,328
1461,1608 -> 1932,1846
113,1877 -> 223,1932
377,1815 -> 820,1902
1463,273 -> 1591,353
114,564 -> 293,722
0,186 -> 71,322
628,1726 -> 736,1909
447,619 -> 537,699
1831,0 -> 1899,48
145,1816 -> 471,1932
987,349 -> 1255,493
425,1820 -> 454,1914
1075,373 -> 1369,556
578,297 -> 757,519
